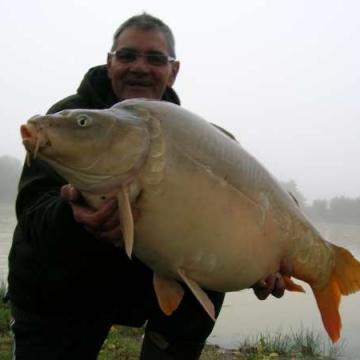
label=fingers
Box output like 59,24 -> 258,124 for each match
61,184 -> 124,245
252,274 -> 276,300
70,199 -> 118,228
71,200 -> 123,244
60,184 -> 81,202
252,259 -> 292,300
269,258 -> 292,299
279,258 -> 292,277
271,273 -> 286,298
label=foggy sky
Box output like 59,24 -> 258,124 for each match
1,0 -> 359,203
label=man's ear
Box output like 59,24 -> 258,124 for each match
167,61 -> 180,87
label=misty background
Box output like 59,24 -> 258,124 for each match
0,0 -> 359,205
1,3 -> 360,356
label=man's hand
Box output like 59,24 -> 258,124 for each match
252,259 -> 292,300
60,184 -> 123,246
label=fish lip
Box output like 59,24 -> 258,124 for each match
20,124 -> 40,155
21,121 -> 52,159
20,123 -> 38,141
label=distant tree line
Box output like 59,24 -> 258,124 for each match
304,197 -> 360,225
281,180 -> 360,225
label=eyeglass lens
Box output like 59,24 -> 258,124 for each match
114,49 -> 171,66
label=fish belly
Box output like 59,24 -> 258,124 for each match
134,147 -> 286,292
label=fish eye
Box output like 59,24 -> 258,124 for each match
77,114 -> 92,127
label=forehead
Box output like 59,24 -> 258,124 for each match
114,27 -> 170,53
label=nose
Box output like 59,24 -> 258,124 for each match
129,55 -> 150,72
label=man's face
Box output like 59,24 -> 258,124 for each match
107,27 -> 180,101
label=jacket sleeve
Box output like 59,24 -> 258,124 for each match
46,94 -> 90,114
10,154 -> 116,314
15,157 -> 92,251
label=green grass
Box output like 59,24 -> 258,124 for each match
0,278 -> 12,360
98,326 -> 144,359
233,328 -> 344,359
0,280 -> 345,359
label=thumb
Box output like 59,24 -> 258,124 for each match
60,184 -> 80,202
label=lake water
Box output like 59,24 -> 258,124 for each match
1,204 -> 359,358
0,203 -> 16,282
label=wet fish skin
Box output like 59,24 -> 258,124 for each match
20,99 -> 360,343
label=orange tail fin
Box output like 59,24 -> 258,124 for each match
312,245 -> 360,343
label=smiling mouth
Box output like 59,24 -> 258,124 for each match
126,80 -> 152,87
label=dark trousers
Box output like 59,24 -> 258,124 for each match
11,315 -> 112,360
11,288 -> 225,360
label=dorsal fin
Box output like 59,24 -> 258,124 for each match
288,191 -> 299,207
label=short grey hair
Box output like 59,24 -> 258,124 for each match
111,13 -> 176,58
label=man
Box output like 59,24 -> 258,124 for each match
8,13 -> 290,360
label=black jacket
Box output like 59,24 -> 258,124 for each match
8,65 -> 182,324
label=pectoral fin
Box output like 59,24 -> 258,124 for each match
117,185 -> 134,259
178,268 -> 216,321
153,273 -> 185,316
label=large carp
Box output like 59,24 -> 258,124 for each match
20,99 -> 360,342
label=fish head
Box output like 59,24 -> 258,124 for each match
20,107 -> 150,194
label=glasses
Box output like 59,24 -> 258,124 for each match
109,48 -> 176,67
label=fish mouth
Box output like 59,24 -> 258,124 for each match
20,122 -> 51,161
20,123 -> 37,142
